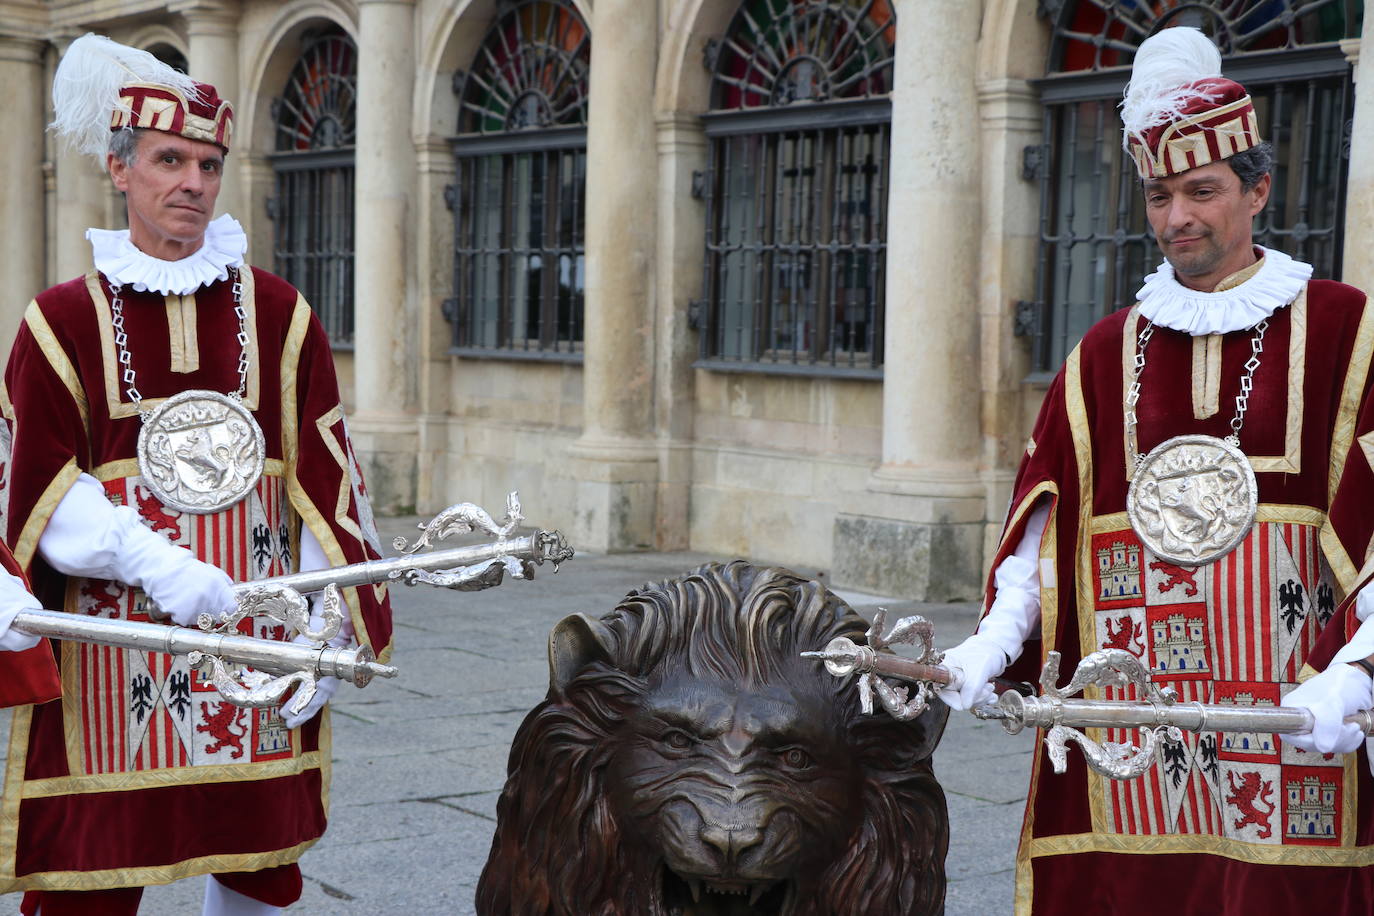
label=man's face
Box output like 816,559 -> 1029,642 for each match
107,133 -> 224,254
1143,161 -> 1271,290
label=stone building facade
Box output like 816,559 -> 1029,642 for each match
0,0 -> 1368,599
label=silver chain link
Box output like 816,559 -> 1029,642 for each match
1227,319 -> 1268,446
109,267 -> 250,414
1124,317 -> 1268,462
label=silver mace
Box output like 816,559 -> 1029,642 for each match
115,491 -> 571,711
9,604 -> 396,718
806,617 -> 1374,781
975,648 -> 1374,780
164,492 -> 573,612
801,610 -> 952,722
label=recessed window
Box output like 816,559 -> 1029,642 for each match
269,30 -> 357,347
697,0 -> 895,376
1026,2 -> 1360,375
446,0 -> 590,361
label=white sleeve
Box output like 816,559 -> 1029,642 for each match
37,473 -> 145,580
1328,588 -> 1374,665
36,472 -> 238,627
974,500 -> 1049,665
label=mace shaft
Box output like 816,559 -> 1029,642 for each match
11,608 -> 397,687
233,531 -> 568,597
984,691 -> 1374,737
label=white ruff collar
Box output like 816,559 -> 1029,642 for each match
1136,247 -> 1313,335
86,214 -> 247,296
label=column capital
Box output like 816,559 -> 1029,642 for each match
171,0 -> 242,32
0,35 -> 45,64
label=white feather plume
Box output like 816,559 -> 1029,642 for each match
50,33 -> 202,160
1120,27 -> 1223,148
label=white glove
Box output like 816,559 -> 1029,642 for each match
937,516 -> 1046,712
1282,663 -> 1373,754
0,569 -> 42,652
282,674 -> 340,728
937,636 -> 1006,710
39,473 -> 237,627
281,527 -> 352,728
116,523 -> 237,627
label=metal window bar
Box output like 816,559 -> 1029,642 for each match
270,152 -> 355,347
700,116 -> 887,374
451,143 -> 586,358
1029,69 -> 1351,376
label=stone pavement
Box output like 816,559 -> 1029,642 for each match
0,518 -> 1036,915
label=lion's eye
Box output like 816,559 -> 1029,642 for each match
663,730 -> 693,751
780,747 -> 811,769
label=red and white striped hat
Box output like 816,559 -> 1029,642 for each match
51,34 -> 234,159
1121,28 -> 1260,180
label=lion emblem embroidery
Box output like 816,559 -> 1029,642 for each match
1226,770 -> 1275,839
197,700 -> 246,759
477,561 -> 950,915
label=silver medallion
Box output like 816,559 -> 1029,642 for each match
1126,434 -> 1258,567
137,389 -> 265,514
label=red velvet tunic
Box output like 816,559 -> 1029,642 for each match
985,279 -> 1374,915
0,267 -> 392,893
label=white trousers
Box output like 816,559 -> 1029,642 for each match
25,876 -> 283,916
201,876 -> 284,916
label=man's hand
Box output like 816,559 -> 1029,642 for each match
281,587 -> 354,728
936,635 -> 1008,710
127,534 -> 237,628
1282,664 -> 1373,754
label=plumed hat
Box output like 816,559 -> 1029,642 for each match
51,33 -> 233,160
1120,27 -> 1260,180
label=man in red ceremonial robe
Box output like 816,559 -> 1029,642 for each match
0,35 -> 392,915
935,27 -> 1374,915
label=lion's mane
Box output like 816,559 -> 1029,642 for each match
476,561 -> 948,915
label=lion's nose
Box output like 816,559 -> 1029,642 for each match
700,823 -> 763,866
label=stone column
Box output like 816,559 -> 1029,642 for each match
831,0 -> 986,599
1342,27 -> 1374,292
348,0 -> 418,512
0,36 -> 46,339
566,0 -> 661,551
174,1 -> 243,219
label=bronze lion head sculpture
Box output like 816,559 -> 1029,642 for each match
476,560 -> 949,916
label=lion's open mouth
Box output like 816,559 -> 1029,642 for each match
662,868 -> 792,915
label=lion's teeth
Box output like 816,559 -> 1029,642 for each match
687,878 -> 702,903
750,884 -> 768,905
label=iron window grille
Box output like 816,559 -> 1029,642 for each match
698,0 -> 896,377
1027,1 -> 1362,377
446,0 -> 590,361
269,31 -> 357,349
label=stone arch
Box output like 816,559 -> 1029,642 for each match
977,0 -> 1051,83
241,1 -> 358,159
121,24 -> 188,60
234,2 -> 357,268
655,0 -> 736,115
